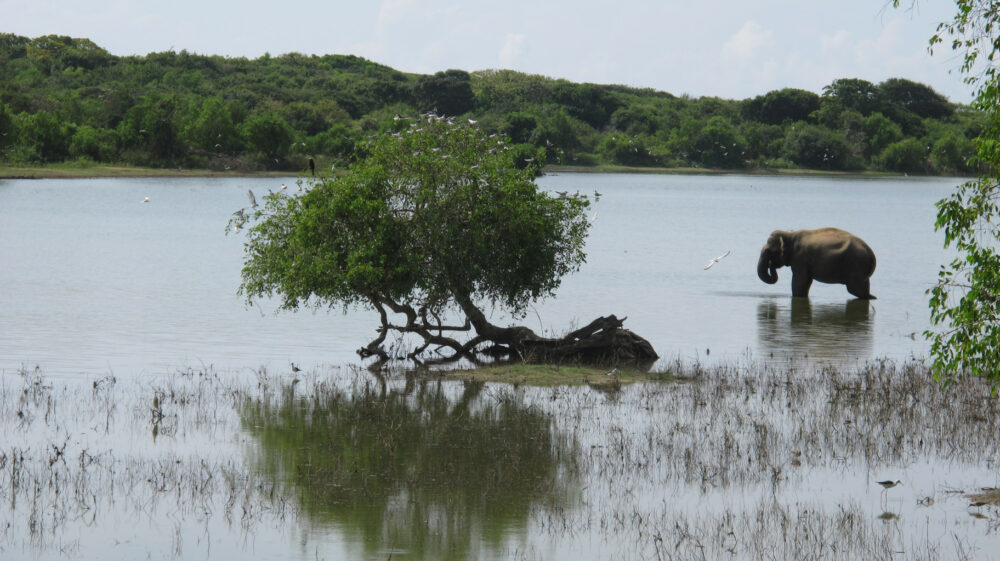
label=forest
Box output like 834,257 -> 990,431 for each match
0,33 -> 982,175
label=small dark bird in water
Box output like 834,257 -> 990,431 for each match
878,479 -> 902,505
308,157 -> 315,176
291,362 -> 301,373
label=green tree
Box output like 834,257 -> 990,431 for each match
929,133 -> 975,174
235,118 -> 655,363
597,133 -> 659,166
69,124 -> 118,161
863,112 -> 903,158
412,69 -> 474,116
502,111 -> 540,144
307,122 -> 359,166
877,138 -> 927,172
551,81 -> 618,129
904,0 -> 1000,385
781,123 -> 850,170
240,111 -> 294,165
18,109 -> 71,161
117,93 -> 184,163
742,88 -> 820,125
182,96 -> 242,152
0,102 -> 13,152
822,78 -> 880,115
610,104 -> 659,135
691,116 -> 744,168
878,77 -> 953,119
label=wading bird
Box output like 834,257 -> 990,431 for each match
877,479 -> 902,506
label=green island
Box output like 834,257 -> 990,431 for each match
0,33 -> 980,178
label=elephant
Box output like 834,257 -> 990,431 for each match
757,228 -> 876,299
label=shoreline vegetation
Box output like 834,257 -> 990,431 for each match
0,162 -> 923,180
0,34 -> 981,180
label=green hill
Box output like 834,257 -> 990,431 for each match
0,33 -> 982,175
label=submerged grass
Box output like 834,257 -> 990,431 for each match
438,362 -> 686,387
1,358 -> 999,560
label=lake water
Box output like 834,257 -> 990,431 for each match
4,173 -> 999,561
0,173 -> 959,376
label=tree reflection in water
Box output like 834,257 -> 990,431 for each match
241,376 -> 579,560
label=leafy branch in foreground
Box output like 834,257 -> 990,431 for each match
232,114 -> 657,366
900,0 -> 1000,386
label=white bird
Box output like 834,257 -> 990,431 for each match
704,250 -> 731,270
142,196 -> 150,203
468,118 -> 478,125
247,189 -> 257,208
281,183 -> 287,190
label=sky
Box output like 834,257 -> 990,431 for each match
1,0 -> 976,103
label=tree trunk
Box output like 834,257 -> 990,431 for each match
361,292 -> 659,369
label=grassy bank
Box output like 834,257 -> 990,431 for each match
0,162 -> 919,180
0,162 -> 297,179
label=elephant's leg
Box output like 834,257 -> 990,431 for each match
847,277 -> 876,300
791,272 -> 813,298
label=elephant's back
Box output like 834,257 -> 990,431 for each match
801,228 -> 876,274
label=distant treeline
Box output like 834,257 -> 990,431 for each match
0,34 -> 983,175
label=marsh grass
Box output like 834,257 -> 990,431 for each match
436,362 -> 685,387
1,359 -> 999,560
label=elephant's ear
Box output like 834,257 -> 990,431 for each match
778,235 -> 786,266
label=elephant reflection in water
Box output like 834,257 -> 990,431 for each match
757,298 -> 873,365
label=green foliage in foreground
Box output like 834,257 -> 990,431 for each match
908,0 -> 1000,387
0,33 -> 984,174
236,118 -> 590,357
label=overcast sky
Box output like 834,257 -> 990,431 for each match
1,0 -> 975,103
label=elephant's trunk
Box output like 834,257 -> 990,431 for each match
757,250 -> 778,284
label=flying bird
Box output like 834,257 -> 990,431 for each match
247,189 -> 257,208
704,250 -> 731,270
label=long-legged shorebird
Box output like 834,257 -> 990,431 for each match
878,479 -> 902,506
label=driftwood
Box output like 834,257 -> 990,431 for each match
519,315 -> 658,366
357,294 -> 659,368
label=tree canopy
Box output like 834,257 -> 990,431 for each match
235,115 -> 656,364
0,33 -> 981,175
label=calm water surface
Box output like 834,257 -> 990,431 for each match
0,173 -> 958,376
3,173 -> 998,561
